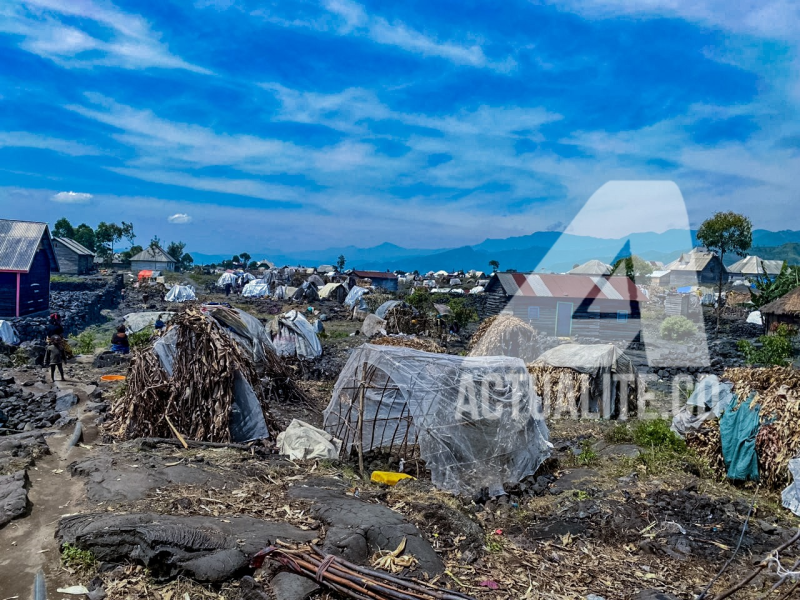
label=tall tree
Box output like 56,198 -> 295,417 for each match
150,235 -> 161,249
232,255 -> 241,265
696,211 -> 752,332
96,221 -> 135,263
239,252 -> 251,265
489,260 -> 500,272
337,254 -> 346,271
53,218 -> 74,239
73,224 -> 96,251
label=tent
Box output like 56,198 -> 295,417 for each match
198,304 -> 276,364
269,310 -> 323,359
307,274 -> 325,287
318,282 -> 347,303
344,286 -> 368,308
242,281 -> 271,298
241,273 -> 256,282
528,344 -> 640,418
217,272 -> 237,287
124,311 -> 175,333
469,286 -> 485,294
323,344 -> 551,495
165,285 -> 197,303
292,281 -> 319,302
0,320 -> 20,345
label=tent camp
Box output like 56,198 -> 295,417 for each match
165,285 -> 196,303
292,281 -> 319,302
268,310 -> 323,359
319,282 -> 348,303
242,281 -> 271,298
323,344 -> 551,495
528,344 -> 640,418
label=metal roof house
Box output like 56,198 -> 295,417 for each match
0,219 -> 60,317
129,245 -> 177,274
53,237 -> 95,275
664,248 -> 726,286
727,256 -> 784,280
351,270 -> 399,291
568,259 -> 613,276
482,272 -> 647,341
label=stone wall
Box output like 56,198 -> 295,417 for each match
10,275 -> 123,342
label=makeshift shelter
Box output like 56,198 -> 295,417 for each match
307,274 -> 325,287
292,281 -> 319,302
0,219 -> 59,317
137,270 -> 161,282
375,300 -> 421,334
469,314 -> 546,363
124,312 -> 175,333
323,344 -> 551,495
242,281 -> 271,298
165,285 -> 196,303
241,273 -> 256,282
0,320 -> 20,345
527,344 -> 640,418
130,245 -> 176,274
344,285 -> 368,308
759,287 -> 800,332
217,272 -> 237,287
53,237 -> 94,275
318,282 -> 347,303
268,310 -> 323,359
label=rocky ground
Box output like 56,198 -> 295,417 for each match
1,282 -> 798,600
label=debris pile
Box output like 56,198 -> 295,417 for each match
0,377 -> 62,431
371,335 -> 445,353
469,314 -> 555,362
375,300 -> 427,334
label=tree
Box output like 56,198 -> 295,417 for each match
249,260 -> 259,270
73,224 -> 96,251
120,244 -> 143,263
232,255 -> 241,265
337,254 -> 346,271
129,244 -> 143,257
180,252 -> 194,270
696,211 -> 752,332
53,218 -> 74,239
612,255 -> 654,281
150,235 -> 161,249
166,241 -> 186,263
95,221 -> 135,263
239,252 -> 251,265
489,260 -> 500,272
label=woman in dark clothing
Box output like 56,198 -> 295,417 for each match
110,325 -> 130,354
46,313 -> 64,338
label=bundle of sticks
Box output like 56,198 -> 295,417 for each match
371,336 -> 445,354
469,314 -> 542,362
251,544 -> 476,600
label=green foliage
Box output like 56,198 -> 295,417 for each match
364,293 -> 393,313
61,543 -> 96,571
484,534 -> 504,553
405,289 -> 432,312
70,331 -> 97,355
488,260 -> 499,272
738,323 -> 796,366
239,252 -> 251,264
96,221 -> 135,260
696,211 -> 753,259
659,315 -> 698,340
73,224 -> 96,252
12,348 -> 29,366
448,297 -> 478,328
337,254 -> 346,271
751,262 -> 800,308
53,217 -> 75,239
605,422 -> 634,444
632,419 -> 686,453
128,327 -> 154,350
248,260 -> 259,270
611,255 -> 653,281
576,441 -> 598,466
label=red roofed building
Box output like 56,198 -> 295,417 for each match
351,270 -> 398,292
483,272 -> 647,340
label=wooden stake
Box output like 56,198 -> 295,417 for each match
165,415 -> 189,449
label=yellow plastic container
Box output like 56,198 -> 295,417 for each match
371,471 -> 415,486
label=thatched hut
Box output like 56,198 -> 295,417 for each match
760,287 -> 800,332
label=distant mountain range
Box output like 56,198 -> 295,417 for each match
189,229 -> 800,273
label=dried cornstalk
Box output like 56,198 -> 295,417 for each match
371,336 -> 445,354
469,315 -> 542,362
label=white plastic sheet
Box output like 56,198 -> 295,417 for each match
242,282 -> 270,298
671,375 -> 733,437
782,458 -> 800,516
269,310 -> 323,359
277,419 -> 342,460
124,312 -> 175,333
217,273 -> 237,286
323,344 -> 551,495
344,286 -> 368,308
747,311 -> 763,325
241,273 -> 256,282
0,320 -> 20,345
165,285 -> 196,303
361,314 -> 387,337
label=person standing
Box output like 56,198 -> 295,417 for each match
44,335 -> 65,382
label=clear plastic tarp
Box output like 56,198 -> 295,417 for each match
124,311 -> 175,333
344,286 -> 368,308
375,300 -> 407,319
242,282 -> 271,298
323,344 -> 551,496
268,310 -> 322,359
165,285 -> 196,303
241,273 -> 256,282
217,273 -> 237,286
199,304 -> 276,363
0,320 -> 20,345
782,458 -> 800,516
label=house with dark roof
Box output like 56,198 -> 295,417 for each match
129,245 -> 177,274
482,272 -> 647,341
351,270 -> 399,291
53,237 -> 95,275
0,219 -> 60,317
664,248 -> 726,286
727,255 -> 784,281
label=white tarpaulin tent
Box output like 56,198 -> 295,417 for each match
269,310 -> 323,359
124,312 -> 175,333
323,344 -> 551,495
242,282 -> 271,298
241,273 -> 256,282
0,321 -> 20,345
344,286 -> 368,308
217,273 -> 237,286
165,285 -> 197,303
746,311 -> 763,325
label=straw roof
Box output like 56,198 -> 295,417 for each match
760,286 -> 800,316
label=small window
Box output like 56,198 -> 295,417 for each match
617,310 -> 628,323
527,306 -> 540,320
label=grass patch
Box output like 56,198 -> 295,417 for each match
61,543 -> 96,571
604,423 -> 634,444
128,327 -> 154,349
70,330 -> 97,355
632,418 -> 686,453
50,275 -> 83,283
484,533 -> 505,553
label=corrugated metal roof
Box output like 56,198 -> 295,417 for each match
130,245 -> 177,263
0,219 -> 59,272
665,248 -> 720,272
727,255 -> 784,275
568,259 -> 612,275
494,272 -> 646,302
55,237 -> 95,256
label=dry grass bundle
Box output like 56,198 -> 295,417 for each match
371,335 -> 445,353
382,304 -> 428,335
467,315 -> 498,350
469,314 -> 541,362
108,307 -> 278,443
527,364 -> 589,417
689,366 -> 800,488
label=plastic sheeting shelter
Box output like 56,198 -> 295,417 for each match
217,272 -> 237,287
165,285 -> 196,303
124,311 -> 175,333
199,304 -> 276,364
241,273 -> 256,282
375,300 -> 407,319
242,282 -> 271,298
344,286 -> 368,308
269,310 -> 322,359
0,320 -> 20,345
292,281 -> 319,302
323,344 -> 551,495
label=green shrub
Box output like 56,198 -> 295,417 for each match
576,441 -> 599,466
448,297 -> 478,328
405,289 -> 432,312
632,418 -> 686,453
70,331 -> 97,355
659,315 -> 698,341
128,327 -> 154,350
61,543 -> 96,571
605,422 -> 634,444
738,323 -> 796,366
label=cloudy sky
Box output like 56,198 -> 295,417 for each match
0,0 -> 798,253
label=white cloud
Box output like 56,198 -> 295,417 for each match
0,0 -> 209,73
167,212 -> 192,224
0,131 -> 100,155
52,191 -> 93,203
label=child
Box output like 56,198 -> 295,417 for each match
45,335 -> 66,382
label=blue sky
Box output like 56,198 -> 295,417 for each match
0,0 -> 798,253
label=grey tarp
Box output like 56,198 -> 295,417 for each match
344,286 -> 368,308
125,312 -> 176,333
0,321 -> 20,345
672,375 -> 733,437
269,310 -> 323,359
323,344 -> 551,496
200,305 -> 276,364
782,459 -> 800,516
375,300 -> 408,319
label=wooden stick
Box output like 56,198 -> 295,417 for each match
164,417 -> 189,449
